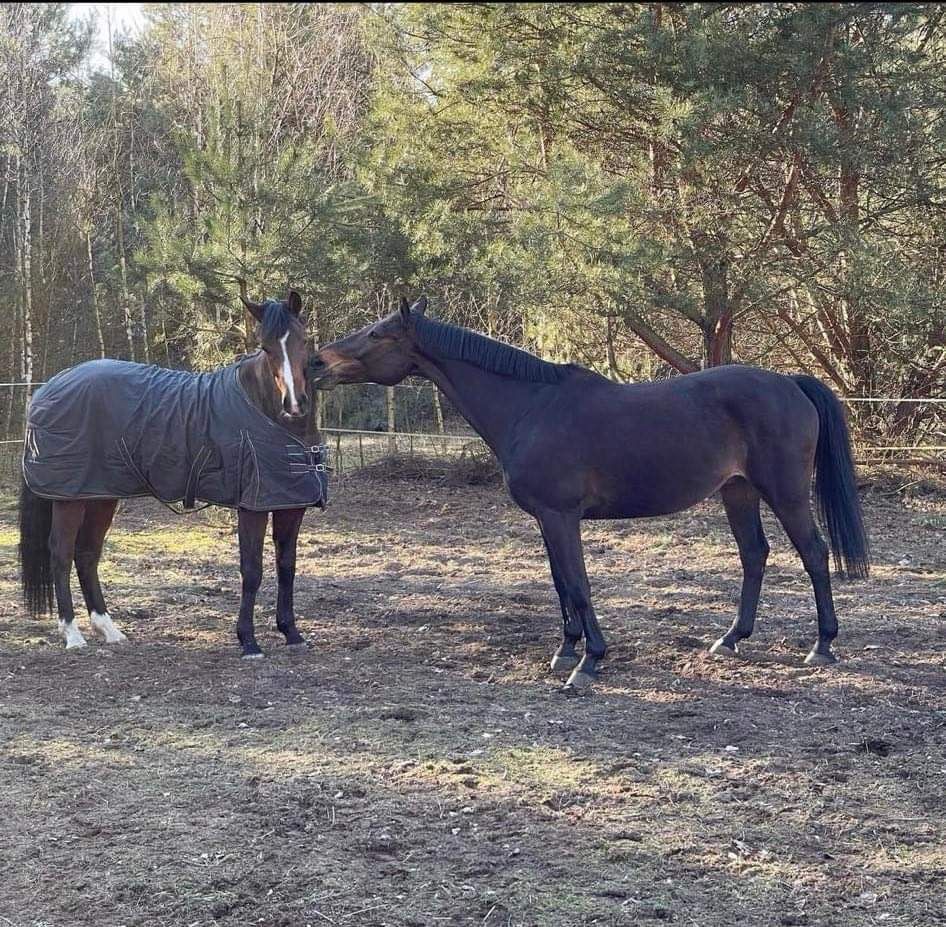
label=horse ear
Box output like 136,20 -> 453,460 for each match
399,296 -> 411,322
236,277 -> 265,322
287,289 -> 303,315
410,296 -> 428,316
240,294 -> 265,322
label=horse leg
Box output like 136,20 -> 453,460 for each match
50,500 -> 87,650
75,500 -> 126,644
538,521 -> 582,673
272,507 -> 306,647
767,495 -> 839,665
537,510 -> 606,691
237,508 -> 268,658
710,478 -> 769,658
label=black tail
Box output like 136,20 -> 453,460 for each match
19,477 -> 54,616
791,375 -> 870,579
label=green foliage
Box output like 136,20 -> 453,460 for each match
362,2 -> 946,400
0,2 -> 943,438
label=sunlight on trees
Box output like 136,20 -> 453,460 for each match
0,2 -> 943,440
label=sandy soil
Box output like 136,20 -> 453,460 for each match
0,473 -> 944,927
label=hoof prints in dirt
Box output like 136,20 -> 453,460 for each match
0,478 -> 944,926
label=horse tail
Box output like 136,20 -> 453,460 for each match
791,375 -> 870,579
19,476 -> 54,616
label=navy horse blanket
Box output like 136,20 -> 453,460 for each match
23,357 -> 327,511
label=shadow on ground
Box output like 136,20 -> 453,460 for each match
0,476 -> 944,926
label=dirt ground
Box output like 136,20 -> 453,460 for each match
0,471 -> 944,927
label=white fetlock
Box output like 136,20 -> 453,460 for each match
90,611 -> 128,644
709,638 -> 738,658
60,620 -> 88,650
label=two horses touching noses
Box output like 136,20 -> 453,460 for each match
19,288 -> 869,692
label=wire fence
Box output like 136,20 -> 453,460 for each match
1,378 -> 944,491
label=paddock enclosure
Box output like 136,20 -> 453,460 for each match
1,471 -> 943,927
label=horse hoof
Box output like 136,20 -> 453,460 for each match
804,649 -> 838,667
242,652 -> 265,661
550,652 -> 580,674
564,668 -> 596,692
90,612 -> 127,644
709,638 -> 738,659
60,621 -> 88,650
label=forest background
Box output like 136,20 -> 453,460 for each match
1,2 -> 943,443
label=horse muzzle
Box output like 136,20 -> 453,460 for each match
306,360 -> 335,390
307,355 -> 354,390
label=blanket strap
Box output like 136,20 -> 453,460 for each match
119,438 -> 212,516
183,445 -> 212,510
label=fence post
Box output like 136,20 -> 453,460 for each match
386,385 -> 396,454
432,383 -> 445,433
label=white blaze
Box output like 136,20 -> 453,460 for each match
91,611 -> 128,644
279,331 -> 299,414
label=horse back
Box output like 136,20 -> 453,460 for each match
505,365 -> 819,518
23,358 -> 326,510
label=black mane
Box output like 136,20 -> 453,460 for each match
414,316 -> 569,384
259,299 -> 296,341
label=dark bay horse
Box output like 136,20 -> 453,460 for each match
310,297 -> 869,690
19,290 -> 325,658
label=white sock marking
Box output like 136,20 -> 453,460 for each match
91,611 -> 128,644
59,620 -> 88,650
279,331 -> 299,415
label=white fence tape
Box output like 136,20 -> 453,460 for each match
2,382 -> 943,464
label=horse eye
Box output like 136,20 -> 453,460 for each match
368,330 -> 381,340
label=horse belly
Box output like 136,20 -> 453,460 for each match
581,447 -> 739,519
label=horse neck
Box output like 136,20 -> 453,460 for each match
238,352 -> 316,441
414,354 -> 553,458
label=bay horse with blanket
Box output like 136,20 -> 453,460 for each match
309,297 -> 869,691
19,289 -> 327,657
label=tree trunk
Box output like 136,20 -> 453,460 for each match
703,313 -> 733,368
115,194 -> 136,361
162,311 -> 172,366
128,119 -> 149,363
19,159 -> 34,396
106,7 -> 136,361
139,297 -> 150,363
605,314 -> 620,380
831,74 -> 872,398
647,4 -> 665,197
86,227 -> 106,358
699,253 -> 733,367
5,234 -> 20,433
38,163 -> 51,380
